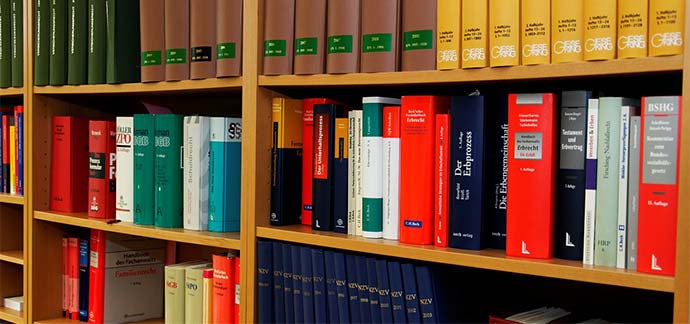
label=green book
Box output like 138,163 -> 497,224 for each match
106,0 -> 140,84
0,0 -> 11,88
34,0 -> 50,85
49,0 -> 67,85
67,0 -> 87,84
10,0 -> 21,87
87,0 -> 105,84
134,114 -> 155,226
154,114 -> 183,228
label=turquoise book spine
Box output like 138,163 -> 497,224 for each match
208,117 -> 242,232
154,114 -> 183,228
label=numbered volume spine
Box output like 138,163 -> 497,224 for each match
436,0 -> 460,70
617,0 -> 647,58
153,114 -> 184,228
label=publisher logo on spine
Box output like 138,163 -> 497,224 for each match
491,45 -> 517,59
404,220 -> 422,228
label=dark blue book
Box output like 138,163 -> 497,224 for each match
376,259 -> 393,323
282,244 -> 295,323
333,117 -> 349,233
312,249 -> 328,323
366,258 -> 382,323
554,90 -> 592,261
402,263 -> 421,323
272,242 -> 286,323
345,254 -> 360,323
485,94 -> 509,249
270,99 -> 302,226
333,252 -> 350,324
312,103 -> 346,231
415,265 -> 438,324
291,245 -> 304,323
324,251 -> 340,323
257,241 -> 274,324
449,95 -> 486,250
78,237 -> 89,322
301,247 -> 315,323
355,255 -> 371,323
388,261 -> 406,324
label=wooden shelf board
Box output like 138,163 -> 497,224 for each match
0,250 -> 23,265
35,317 -> 162,324
33,77 -> 242,95
259,56 -> 683,87
0,87 -> 23,97
0,306 -> 23,324
34,211 -> 241,250
257,225 -> 675,293
0,194 -> 24,205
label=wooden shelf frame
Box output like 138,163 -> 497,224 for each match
0,250 -> 24,266
0,194 -> 24,206
0,87 -> 24,97
0,307 -> 23,324
33,77 -> 242,95
35,318 -> 161,324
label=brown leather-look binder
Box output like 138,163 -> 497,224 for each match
325,0 -> 360,74
294,0 -> 326,75
401,0 -> 436,71
263,0 -> 295,75
140,0 -> 166,82
360,0 -> 400,73
190,0 -> 217,79
165,0 -> 190,80
216,0 -> 243,77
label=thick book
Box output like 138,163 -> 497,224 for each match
139,0 -> 165,82
356,255 -> 371,323
212,253 -> 236,324
401,263 -> 420,323
323,251 -> 339,323
627,116 -> 641,271
281,244 -> 294,322
485,95 -> 509,249
326,0 -> 360,74
50,116 -> 89,212
436,0 -> 460,70
154,114 -> 184,228
183,116 -> 210,231
270,98 -> 303,226
376,259 -> 393,323
449,95 -> 486,250
521,0 -> 550,65
88,120 -> 116,219
190,0 -> 216,79
202,269 -> 214,324
257,241 -> 273,324
106,0 -> 141,84
208,117 -> 242,232
0,0 -> 9,88
78,237 -> 89,321
638,96 -> 682,276
312,248 -> 328,323
10,0 -> 22,87
67,0 -> 87,84
383,106 -> 401,240
489,0 -> 519,67
116,117 -> 134,222
583,99 -> 599,265
434,113 -> 449,247
333,252 -> 349,323
291,245 -> 303,323
617,105 -> 639,269
34,0 -> 51,85
185,264 -> 213,324
333,118 -> 349,233
301,247 -> 315,323
506,93 -> 557,259
49,0 -> 68,85
649,0 -> 684,56
401,0 -> 436,71
554,91 -> 591,261
87,0 -> 105,84
400,96 -> 449,245
313,103 -> 346,231
272,242 -> 285,323
583,0 -> 616,61
617,0 -> 647,58
346,254 -> 360,323
165,0 -> 190,80
294,0 -> 326,75
133,114 -> 155,225
216,0 -> 242,77
416,265 -> 438,324
366,258 -> 381,323
263,0 -> 295,75
388,261 -> 406,324
360,0 -> 400,73
551,0 -> 584,63
165,260 -> 205,324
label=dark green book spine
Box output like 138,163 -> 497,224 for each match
154,114 -> 183,228
133,114 -> 155,225
0,0 -> 11,88
10,0 -> 22,87
87,0 -> 104,84
67,0 -> 86,84
34,0 -> 50,85
49,0 -> 67,85
106,0 -> 140,84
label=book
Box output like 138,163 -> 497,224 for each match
202,269 -> 214,324
355,110 -> 363,236
617,105 -> 639,269
326,0 -> 360,74
68,237 -> 78,320
234,257 -> 240,324
183,116 -> 210,231
489,0 -> 519,67
617,0 -> 648,58
62,238 -> 68,317
67,0 -> 87,84
333,117 -> 349,233
263,0 -> 295,75
139,0 -> 165,82
49,0 -> 67,85
9,0 -> 22,87
291,245 -> 303,323
3,296 -> 22,312
106,0 -> 141,84
436,0 -> 460,70
216,0 -> 242,77
401,263 -> 420,323
348,111 -> 356,234
88,120 -> 116,219
376,259 -> 393,323
485,95 -> 509,249
0,0 -> 8,88
185,264 -> 213,324
301,247 -> 315,323
212,253 -> 236,324
323,251 -> 339,323
313,103 -> 346,231
8,117 -> 14,194
312,248 -> 328,323
282,244 -> 294,322
257,241 -> 273,324
272,242 -> 285,323
434,113 -> 449,247
333,252 -> 349,323
87,0 -> 105,84
294,0 -> 326,74
34,0 -> 51,85
2,115 -> 8,192
401,0 -> 436,71
303,99 -> 337,226
551,0 -> 584,63
356,255 -> 371,323
154,114 -> 184,228
383,106 -> 401,240
360,0 -> 400,73
14,106 -> 22,194
583,99 -> 599,265
649,0 -> 684,56
627,116 -> 641,271
190,0 -> 216,79
78,237 -> 89,321
461,0 -> 488,68
165,0 -> 190,80
270,98 -> 303,226
116,117 -> 134,222
506,93 -> 557,259
345,254 -> 360,323
583,0 -> 616,61
208,117 -> 242,232
133,114 -> 155,225
416,265 -> 439,323
521,0 -> 550,65
387,261 -> 406,323
165,260 -> 206,324
366,258 -> 381,323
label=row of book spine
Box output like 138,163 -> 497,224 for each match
0,0 -> 22,88
0,105 -> 23,195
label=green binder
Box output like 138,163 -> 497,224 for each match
0,0 -> 11,88
106,0 -> 140,84
87,0 -> 105,84
49,0 -> 67,85
133,114 -> 155,226
10,0 -> 21,87
154,114 -> 183,228
34,0 -> 50,85
67,0 -> 86,85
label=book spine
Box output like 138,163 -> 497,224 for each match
649,0 -> 684,56
355,110 -> 363,236
383,106 -> 401,240
139,0 -> 165,82
323,251 -> 339,323
106,0 -> 141,84
35,0 -> 51,85
415,265 -> 437,323
366,258 -> 381,323
0,0 -> 10,88
485,96 -> 508,249
87,229 -> 105,324
263,0 -> 295,75
583,99 -> 599,265
185,268 -> 206,324
436,0 -> 460,70
333,252 -> 350,323
301,247 -> 315,323
401,0 -> 437,71
489,0 -> 519,67
216,0 -> 242,77
345,254 -> 360,323
434,113 -> 449,247
360,0 -> 400,73
583,0 -> 616,60
234,257 -> 240,324
78,238 -> 89,321
3,116 -> 8,193
208,118 -> 226,231
325,0 -> 361,74
202,269 -> 214,324
68,237 -> 79,320
164,267 -> 185,324
376,259 -> 393,323
212,254 -> 235,324
401,263 -> 420,323
87,0 -> 105,84
272,242 -> 285,324
154,114 -> 184,228
291,245 -> 303,323
183,116 -> 210,231
312,249 -> 327,323
348,111 -> 356,234
50,0 -> 67,85
257,241 -> 273,324
165,0 -> 190,80
521,0 -> 550,65
15,107 -> 22,195
67,0 -> 86,84
50,117 -> 88,211
87,120 -> 116,219
133,114 -> 155,225
10,0 -> 22,87
362,99 -> 387,238
9,117 -> 14,194
303,100 -> 316,226
313,104 -> 337,231
627,116 -> 641,271
551,0 -> 584,63
293,0 -> 326,75
617,0 -> 647,58
115,117 -> 134,222
333,117 -> 349,233
281,244 -> 294,322
617,106 -> 634,269
355,255 -> 371,323
387,261 -> 406,324
62,238 -> 67,317
190,0 -> 216,79
269,99 -> 303,226
225,118 -> 242,232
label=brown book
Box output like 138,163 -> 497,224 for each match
401,0 -> 436,71
360,0 -> 400,73
165,0 -> 190,81
326,0 -> 360,74
216,0 -> 242,77
293,0 -> 326,75
190,0 -> 217,79
263,0 -> 295,75
140,0 -> 166,82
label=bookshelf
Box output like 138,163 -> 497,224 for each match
0,88 -> 24,97
32,77 -> 243,95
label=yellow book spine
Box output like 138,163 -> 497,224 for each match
437,0 -> 461,70
649,0 -> 685,56
272,98 -> 303,150
335,118 -> 348,159
9,123 -> 15,195
551,0 -> 584,63
617,0 -> 647,58
461,0 -> 488,68
521,0 -> 550,65
584,0 -> 616,60
489,0 -> 520,67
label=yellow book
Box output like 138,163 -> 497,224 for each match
437,0 -> 461,70
584,0 -> 616,60
9,118 -> 15,195
649,0 -> 685,56
489,0 -> 520,67
617,0 -> 647,58
521,0 -> 550,65
551,0 -> 584,63
271,97 -> 303,151
461,0 -> 488,68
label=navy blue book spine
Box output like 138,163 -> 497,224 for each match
257,241 -> 274,324
312,104 -> 344,231
345,254 -> 360,323
334,252 -> 350,324
301,247 -> 315,323
78,237 -> 89,322
388,261 -> 406,324
376,259 -> 393,323
366,258 -> 381,323
281,244 -> 295,323
485,95 -> 509,249
449,96 -> 486,250
312,249 -> 328,323
270,119 -> 302,226
402,263 -> 421,324
415,266 -> 438,324
291,245 -> 304,323
333,129 -> 349,234
355,255 -> 372,323
324,251 -> 340,323
272,242 -> 285,323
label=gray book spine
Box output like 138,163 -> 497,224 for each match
626,116 -> 641,270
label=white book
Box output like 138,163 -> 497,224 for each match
616,106 -> 636,269
347,111 -> 356,235
3,296 -> 22,311
183,116 -> 211,231
382,107 -> 401,240
115,117 -> 134,222
583,99 -> 598,265
354,110 -> 363,236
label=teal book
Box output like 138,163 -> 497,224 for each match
154,114 -> 183,228
106,0 -> 140,84
87,0 -> 105,84
208,117 -> 242,232
133,114 -> 155,225
34,0 -> 50,85
0,0 -> 10,88
67,0 -> 87,85
10,0 -> 22,87
49,0 -> 68,85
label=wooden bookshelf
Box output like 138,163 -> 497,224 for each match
0,250 -> 24,266
33,77 -> 242,95
35,317 -> 162,324
0,307 -> 23,324
0,87 -> 24,97
0,194 -> 24,206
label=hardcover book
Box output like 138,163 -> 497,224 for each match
212,253 -> 237,323
165,0 -> 190,80
303,99 -> 337,226
617,0 -> 647,58
270,98 -> 303,226
183,116 -> 210,231
291,245 -> 303,323
333,252 -> 350,323
272,242 -> 285,323
133,114 -> 155,225
202,269 -> 214,324
165,260 -> 206,324
313,103 -> 346,231
434,113 -> 449,247
34,0 -> 51,85
78,237 -> 89,321
348,111 -> 356,234
346,255 -> 360,323
401,263 -> 420,323
583,0 -> 616,61
49,0 -> 68,85
88,120 -> 116,219
627,116 -> 641,271
312,248 -> 327,323
489,0 -> 519,67
10,0 -> 22,87
383,106 -> 401,240
190,0 -> 217,79
105,0 -> 141,84
50,116 -> 89,212
294,0 -> 326,75
355,256 -> 371,323
257,241 -> 273,324
87,0 -> 105,84
333,118 -> 349,233
649,0 -> 685,56
617,105 -> 639,269
583,99 -> 599,265
376,259 -> 393,323
208,117 -> 242,232
301,247 -> 315,323
325,0 -> 360,74
67,0 -> 87,85
323,251 -> 339,323
216,0 -> 242,77
360,0 -> 400,73
436,0 -> 460,70
185,264 -> 213,324
0,0 -> 8,88
366,258 -> 381,323
521,0 -> 550,65
355,110 -> 363,236
388,261 -> 406,323
551,0 -> 584,63
139,0 -> 165,82
461,0 -> 488,68
485,95 -> 509,249
263,0 -> 295,75
154,114 -> 184,228
115,117 -> 134,222
401,0 -> 436,71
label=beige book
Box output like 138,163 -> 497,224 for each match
185,264 -> 213,324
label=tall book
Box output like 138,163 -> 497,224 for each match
154,114 -> 183,228
399,96 -> 449,245
62,238 -> 68,317
291,245 -> 303,323
554,91 -> 591,261
257,241 -> 273,324
216,0 -> 242,77
638,96 -> 682,276
345,255 -> 360,323
323,251 -> 339,323
313,103 -> 346,231
208,117 -> 242,232
50,116 -> 89,212
68,237 -> 78,320
8,117 -> 14,194
521,0 -> 550,65
415,265 -> 439,323
333,252 -> 350,323
506,93 -> 557,259
78,236 -> 89,321
294,0 -> 326,75
626,116 -> 641,271
461,0 -> 488,68
617,105 -> 639,269
87,0 -> 105,84
355,255 -> 370,323
485,95 -> 508,249
360,0 -> 400,73
270,98 -> 303,226
106,0 -> 140,83
366,258 -> 381,323
212,253 -> 236,324
183,116 -> 210,231
2,115 -> 8,192
436,0 -> 460,70
383,106 -> 401,240
387,261 -> 406,323
376,259 -> 393,323
49,0 -> 67,85
0,0 -> 8,88
281,244 -> 294,322
164,260 -> 206,324
401,263 -> 420,323
10,0 -> 22,87
272,242 -> 285,323
165,0 -> 189,80
355,110 -> 363,236
14,106 -> 22,194
583,0 -> 616,61
67,0 -> 87,84
617,0 -> 647,58
88,120 -> 116,219
326,0 -> 360,74
234,257 -> 240,324
434,113 -> 449,247
583,98 -> 598,265
139,0 -> 165,82
190,0 -> 216,79
263,0 -> 295,75
333,118 -> 349,233
133,114 -> 155,225
348,111 -> 356,234
34,0 -> 51,85
303,248 -> 316,323
115,117 -> 134,222
303,98 -> 337,226
185,264 -> 213,324
551,0 -> 584,63
649,0 -> 685,56
489,0 -> 519,67
401,0 -> 436,71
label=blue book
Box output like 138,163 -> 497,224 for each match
291,245 -> 304,323
449,96 -> 486,250
324,251 -> 340,323
367,258 -> 381,323
15,108 -> 22,195
402,263 -> 421,323
355,255 -> 371,323
333,117 -> 349,233
484,95 -> 508,249
387,261 -> 406,324
312,103 -> 346,231
78,237 -> 89,321
257,241 -> 273,324
345,254 -> 360,323
301,247 -> 315,323
272,242 -> 286,324
415,265 -> 438,324
0,112 -> 3,192
376,259 -> 393,323
312,249 -> 328,323
282,244 -> 295,323
333,252 -> 350,323
208,117 -> 242,232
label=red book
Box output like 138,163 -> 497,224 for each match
68,237 -> 79,320
88,120 -> 117,219
234,256 -> 241,323
165,241 -> 177,265
2,115 -> 8,193
506,93 -> 557,259
88,229 -> 106,324
213,253 -> 236,324
62,237 -> 68,317
638,96 -> 682,276
399,96 -> 449,245
434,114 -> 449,247
50,116 -> 89,212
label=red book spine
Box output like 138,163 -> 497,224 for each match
13,108 -> 17,194
51,116 -> 89,212
213,254 -> 235,324
62,238 -> 68,317
88,121 -> 117,219
506,93 -> 557,259
2,115 -> 8,193
234,256 -> 241,323
165,241 -> 177,265
88,229 -> 105,324
399,96 -> 449,245
68,237 -> 79,320
434,114 -> 450,247
637,96 -> 682,276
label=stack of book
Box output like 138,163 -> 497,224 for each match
0,0 -> 23,88
0,105 -> 23,195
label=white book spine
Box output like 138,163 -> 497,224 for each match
355,111 -> 363,236
583,99 -> 598,265
382,134 -> 400,240
115,116 -> 134,222
616,106 -> 632,269
362,136 -> 382,238
347,111 -> 356,235
183,116 -> 210,231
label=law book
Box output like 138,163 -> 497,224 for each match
506,93 -> 557,259
50,116 -> 89,212
551,0 -> 584,63
165,0 -> 190,80
0,110 -> 4,191
257,241 -> 273,324
185,264 -> 213,324
449,95 -> 486,250
415,265 -> 438,324
212,253 -> 236,324
290,245 -> 304,323
325,0 -> 360,74
115,117 -> 134,222
78,237 -> 89,321
294,0 -> 326,74
313,103 -> 346,231
49,0 -> 68,85
312,248 -> 328,323
401,0 -> 436,71
303,99 -> 337,226
489,0 -> 519,67
281,244 -> 294,323
190,0 -> 216,79
333,117 -> 349,233
360,0 -> 400,73
272,242 -> 285,323
208,117 -> 242,232
263,0 -> 295,75
133,114 -> 155,225
323,251 -> 338,323
68,237 -> 79,320
638,96 -> 682,276
400,96 -> 449,245
355,110 -> 363,235
0,0 -> 8,88
485,95 -> 508,249
583,0 -> 616,61
348,111 -> 357,234
62,238 -> 68,317
649,0 -> 685,56
345,254 -> 360,323
67,0 -> 87,84
355,255 -> 371,323
617,105 -> 639,269
2,115 -> 8,192
333,252 -> 350,323
154,114 -> 184,228
8,117 -> 14,194
301,247 -> 315,323
14,106 -> 22,195
270,98 -> 303,226
617,0 -> 647,58
183,116 -> 210,231
383,106 -> 401,240
34,0 -> 51,86
626,116 -> 641,271
233,256 -> 240,323
387,261 -> 406,324
9,0 -> 22,87
366,258 -> 381,323
583,99 -> 599,265
401,263 -> 420,323
87,0 -> 105,84
554,91 -> 591,261
461,0 -> 488,68
106,0 -> 141,84
376,259 -> 393,323
216,0 -> 242,77
436,0 -> 460,70
434,113 -> 449,247
165,260 -> 206,324
521,0 -> 550,65
139,0 -> 165,82
202,269 -> 214,324
88,120 -> 116,219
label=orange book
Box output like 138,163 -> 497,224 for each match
234,256 -> 240,323
212,253 -> 236,323
649,0 -> 685,56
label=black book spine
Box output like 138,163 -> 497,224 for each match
485,95 -> 509,249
